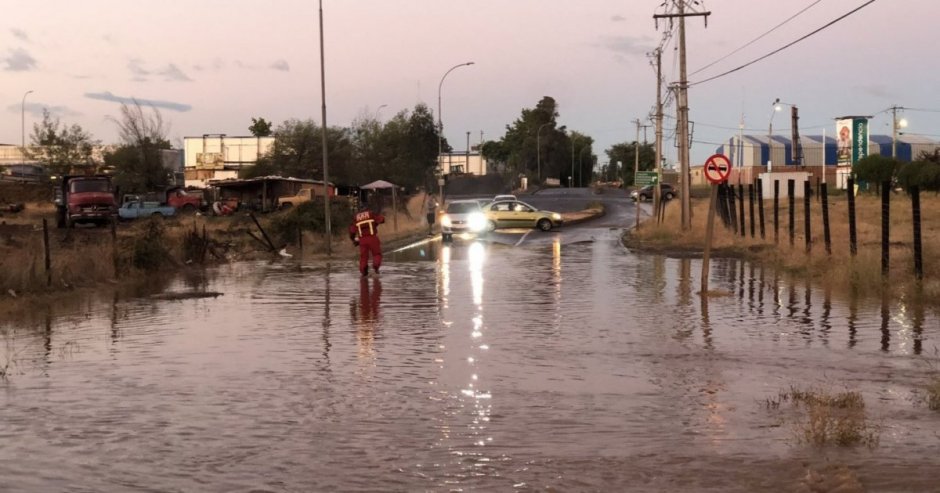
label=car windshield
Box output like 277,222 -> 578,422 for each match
70,180 -> 110,193
447,202 -> 480,214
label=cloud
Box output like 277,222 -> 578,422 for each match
11,29 -> 29,42
159,63 -> 192,81
8,102 -> 80,118
856,84 -> 892,99
84,91 -> 192,112
270,59 -> 290,72
3,48 -> 37,71
611,15 -> 626,22
600,35 -> 655,57
128,58 -> 150,78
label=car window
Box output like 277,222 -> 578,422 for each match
447,202 -> 480,214
492,202 -> 511,212
513,203 -> 533,212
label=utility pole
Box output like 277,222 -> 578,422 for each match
655,1 -> 710,231
791,106 -> 803,166
890,105 -> 905,159
318,0 -> 331,255
653,48 -> 664,223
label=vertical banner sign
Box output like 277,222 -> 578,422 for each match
852,117 -> 869,163
836,117 -> 870,165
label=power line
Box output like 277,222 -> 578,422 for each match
690,0 -> 822,77
688,0 -> 878,87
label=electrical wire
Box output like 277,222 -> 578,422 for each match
688,0 -> 878,87
690,0 -> 822,77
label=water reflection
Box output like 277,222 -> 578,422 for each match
353,276 -> 382,363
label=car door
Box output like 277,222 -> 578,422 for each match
488,201 -> 512,229
512,201 -> 537,228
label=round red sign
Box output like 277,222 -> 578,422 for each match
703,153 -> 732,184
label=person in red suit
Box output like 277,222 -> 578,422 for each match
349,207 -> 385,277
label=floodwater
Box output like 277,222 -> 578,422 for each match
1,229 -> 939,492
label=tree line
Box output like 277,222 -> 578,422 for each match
23,95 -> 657,196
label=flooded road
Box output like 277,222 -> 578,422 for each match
2,223 -> 939,491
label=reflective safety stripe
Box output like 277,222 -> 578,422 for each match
356,219 -> 375,236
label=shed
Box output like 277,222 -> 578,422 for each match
209,176 -> 335,212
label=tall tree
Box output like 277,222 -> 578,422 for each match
606,141 -> 655,186
241,118 -> 353,182
249,117 -> 273,137
570,131 -> 594,188
106,100 -> 172,193
25,109 -> 99,176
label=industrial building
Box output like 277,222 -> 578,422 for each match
183,134 -> 274,188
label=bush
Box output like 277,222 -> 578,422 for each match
897,160 -> 940,192
853,154 -> 898,192
269,200 -> 355,245
132,219 -> 172,271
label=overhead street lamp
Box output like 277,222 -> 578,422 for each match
376,104 -> 388,121
536,122 -> 552,184
437,61 -> 474,204
891,106 -> 907,159
21,90 -> 33,158
766,98 -> 782,172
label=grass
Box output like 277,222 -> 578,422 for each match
627,187 -> 940,304
766,386 -> 880,448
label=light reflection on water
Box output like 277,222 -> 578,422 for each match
0,236 -> 938,491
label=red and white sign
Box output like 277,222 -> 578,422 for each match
703,153 -> 732,184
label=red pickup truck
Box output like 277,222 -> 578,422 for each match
165,187 -> 205,213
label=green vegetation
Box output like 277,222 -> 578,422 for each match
25,108 -> 99,175
853,154 -> 898,192
106,100 -> 173,194
766,386 -> 880,447
269,201 -> 355,246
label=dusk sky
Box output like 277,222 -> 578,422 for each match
2,0 -> 935,165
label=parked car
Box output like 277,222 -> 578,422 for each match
482,200 -> 563,232
631,183 -> 676,202
493,194 -> 517,202
118,200 -> 176,220
440,199 -> 488,242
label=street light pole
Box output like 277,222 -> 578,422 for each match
437,61 -> 474,205
376,104 -> 387,121
767,98 -> 781,172
890,105 -> 906,159
536,121 -> 552,185
318,0 -> 331,255
578,146 -> 590,188
21,90 -> 33,157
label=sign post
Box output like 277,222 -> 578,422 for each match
701,153 -> 732,294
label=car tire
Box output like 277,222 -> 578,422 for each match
664,192 -> 674,200
486,220 -> 497,232
442,233 -> 453,243
536,218 -> 553,231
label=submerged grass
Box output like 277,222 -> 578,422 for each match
627,190 -> 940,305
766,386 -> 880,448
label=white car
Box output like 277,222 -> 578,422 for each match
440,199 -> 488,242
493,194 -> 517,202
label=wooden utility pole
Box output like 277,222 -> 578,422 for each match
655,1 -> 710,231
653,48 -> 664,223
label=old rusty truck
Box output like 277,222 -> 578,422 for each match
53,175 -> 118,228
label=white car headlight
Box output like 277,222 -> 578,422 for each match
551,213 -> 561,220
441,215 -> 452,228
467,212 -> 487,232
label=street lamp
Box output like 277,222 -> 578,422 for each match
437,61 -> 474,203
536,122 -> 552,184
891,106 -> 907,159
767,98 -> 781,172
21,90 -> 33,157
376,104 -> 387,121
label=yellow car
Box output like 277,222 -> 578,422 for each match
482,200 -> 563,232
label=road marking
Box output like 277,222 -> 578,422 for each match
514,230 -> 532,247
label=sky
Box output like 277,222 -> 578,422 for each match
2,0 -> 938,167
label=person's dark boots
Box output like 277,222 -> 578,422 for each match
361,268 -> 368,277
372,266 -> 380,275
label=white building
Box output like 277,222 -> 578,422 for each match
184,134 -> 274,188
437,151 -> 487,176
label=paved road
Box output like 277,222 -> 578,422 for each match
448,187 -> 645,247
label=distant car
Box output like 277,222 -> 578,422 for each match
493,194 -> 517,202
631,183 -> 676,202
483,200 -> 563,232
118,200 -> 176,220
440,199 -> 488,242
